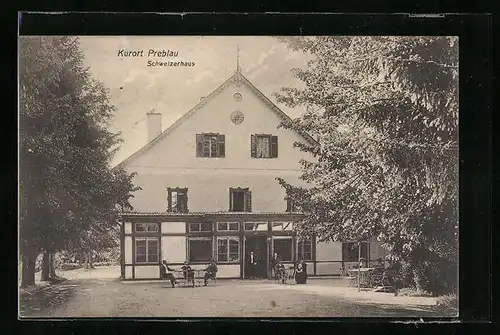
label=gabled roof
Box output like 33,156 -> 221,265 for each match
115,69 -> 318,169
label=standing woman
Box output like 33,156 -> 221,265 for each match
270,252 -> 280,279
246,251 -> 257,279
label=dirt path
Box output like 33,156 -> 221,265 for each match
20,277 -> 450,318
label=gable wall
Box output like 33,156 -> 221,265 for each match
123,78 -> 313,213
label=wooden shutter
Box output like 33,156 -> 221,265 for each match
196,134 -> 203,157
178,189 -> 188,213
184,189 -> 189,213
217,134 -> 225,157
286,199 -> 291,212
250,135 -> 257,158
245,189 -> 252,212
167,188 -> 172,212
270,135 -> 278,158
229,188 -> 234,212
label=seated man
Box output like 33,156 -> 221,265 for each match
160,260 -> 178,288
352,257 -> 367,269
181,261 -> 195,287
203,259 -> 218,286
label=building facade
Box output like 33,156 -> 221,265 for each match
118,69 -> 385,280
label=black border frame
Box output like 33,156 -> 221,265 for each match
14,11 -> 492,334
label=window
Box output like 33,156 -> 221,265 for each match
217,222 -> 239,231
251,134 -> 278,158
167,188 -> 188,213
134,223 -> 159,232
244,222 -> 268,231
189,237 -> 213,262
189,222 -> 213,232
196,133 -> 225,158
229,187 -> 252,212
272,222 -> 293,231
135,238 -> 159,263
298,239 -> 313,261
217,237 -> 240,262
342,242 -> 369,262
286,199 -> 300,212
273,238 -> 293,262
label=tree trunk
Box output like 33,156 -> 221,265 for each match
89,250 -> 94,269
85,250 -> 94,269
49,253 -> 57,278
84,251 -> 89,269
21,246 -> 37,288
41,252 -> 50,281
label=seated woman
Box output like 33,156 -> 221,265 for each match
295,259 -> 308,284
203,259 -> 218,286
181,261 -> 195,287
275,261 -> 286,284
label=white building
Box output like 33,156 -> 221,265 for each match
117,68 -> 385,280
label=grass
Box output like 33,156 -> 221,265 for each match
397,287 -> 435,297
396,287 -> 458,316
436,293 -> 458,313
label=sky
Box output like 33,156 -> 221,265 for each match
78,36 -> 312,166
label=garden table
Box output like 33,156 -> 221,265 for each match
348,268 -> 375,289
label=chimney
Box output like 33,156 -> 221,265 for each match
147,110 -> 162,142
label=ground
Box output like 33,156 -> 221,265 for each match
19,266 -> 456,318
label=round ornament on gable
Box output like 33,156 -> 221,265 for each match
233,92 -> 242,101
230,110 -> 244,125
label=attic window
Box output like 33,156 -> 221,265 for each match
251,134 -> 278,158
196,133 -> 225,158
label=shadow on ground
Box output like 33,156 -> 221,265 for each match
20,280 -> 78,317
342,301 -> 457,318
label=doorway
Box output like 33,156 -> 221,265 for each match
244,236 -> 268,279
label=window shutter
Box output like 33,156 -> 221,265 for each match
245,190 -> 252,212
229,188 -> 233,212
286,199 -> 291,212
167,189 -> 172,212
250,135 -> 257,158
196,134 -> 203,157
271,135 -> 278,158
184,189 -> 189,213
217,134 -> 225,157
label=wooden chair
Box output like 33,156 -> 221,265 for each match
204,271 -> 217,285
276,268 -> 287,284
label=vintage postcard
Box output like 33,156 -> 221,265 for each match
18,35 -> 459,318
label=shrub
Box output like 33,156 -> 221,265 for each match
412,259 -> 457,296
59,263 -> 82,271
93,261 -> 118,267
398,287 -> 434,297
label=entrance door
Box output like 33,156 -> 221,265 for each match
244,236 -> 268,278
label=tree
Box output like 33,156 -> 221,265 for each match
275,36 -> 458,294
19,37 -> 140,287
